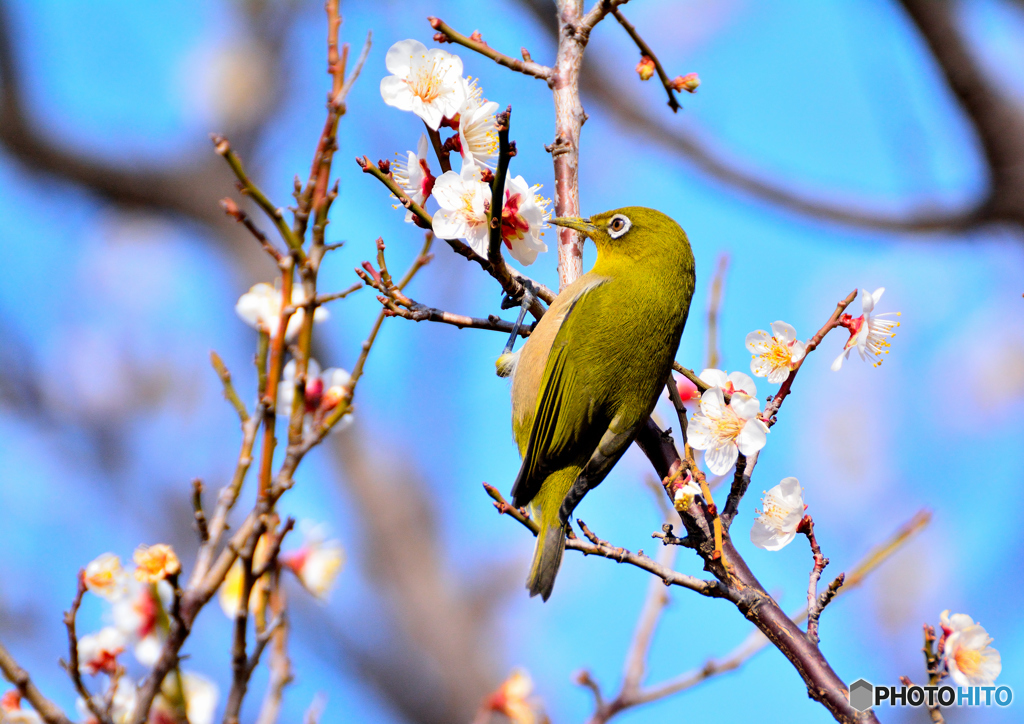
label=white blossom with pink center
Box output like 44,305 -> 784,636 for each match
392,134 -> 435,223
77,626 -> 127,675
498,174 -> 550,266
832,287 -> 900,370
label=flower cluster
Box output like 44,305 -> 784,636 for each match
234,280 -> 353,436
74,549 -> 219,724
380,39 -> 551,266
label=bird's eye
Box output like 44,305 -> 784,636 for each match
607,214 -> 631,239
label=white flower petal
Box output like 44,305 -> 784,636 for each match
736,418 -> 768,455
729,393 -> 761,420
704,442 -> 738,475
699,368 -> 728,389
770,321 -> 797,341
698,387 -> 726,418
745,330 -> 771,354
727,371 -> 757,397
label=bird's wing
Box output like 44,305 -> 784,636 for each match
511,283 -> 608,508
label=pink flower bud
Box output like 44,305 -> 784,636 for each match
671,72 -> 700,93
675,375 -> 700,404
635,56 -> 656,81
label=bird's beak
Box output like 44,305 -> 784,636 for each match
551,216 -> 598,236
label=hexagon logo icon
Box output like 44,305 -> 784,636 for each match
849,679 -> 874,712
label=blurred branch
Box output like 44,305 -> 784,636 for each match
0,641 -> 73,724
705,254 -> 728,370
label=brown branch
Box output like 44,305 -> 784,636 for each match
213,135 -> 304,255
428,18 -> 553,81
63,572 -> 112,724
898,0 -> 1024,229
191,478 -> 210,543
0,641 -> 73,724
799,515 -> 832,645
221,197 -> 285,263
482,484 -> 725,598
316,282 -> 363,305
608,6 -> 682,112
588,509 -> 930,722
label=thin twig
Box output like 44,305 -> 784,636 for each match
482,484 -> 725,598
210,351 -> 250,423
609,6 -> 683,112
428,18 -> 552,81
799,515 -> 831,645
705,254 -> 728,370
191,478 -> 210,543
63,572 -> 112,724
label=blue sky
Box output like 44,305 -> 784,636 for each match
0,0 -> 1022,722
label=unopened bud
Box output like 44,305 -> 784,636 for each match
670,72 -> 700,93
322,385 -> 346,410
304,376 -> 324,411
377,159 -> 391,174
675,375 -> 700,404
636,56 -> 656,81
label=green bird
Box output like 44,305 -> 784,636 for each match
508,206 -> 696,600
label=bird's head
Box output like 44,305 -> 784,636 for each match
551,207 -> 692,268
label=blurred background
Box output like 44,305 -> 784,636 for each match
0,0 -> 1021,722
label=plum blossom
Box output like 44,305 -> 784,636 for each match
746,321 -> 807,383
431,162 -> 491,253
688,372 -> 768,475
391,134 -> 435,222
3,691 -> 42,724
484,669 -> 539,724
832,287 -> 900,371
133,544 -> 180,582
84,553 -> 128,601
699,368 -> 757,397
380,39 -> 466,129
456,95 -> 500,169
940,610 -> 1001,686
750,477 -> 805,551
281,522 -> 345,599
673,479 -> 702,511
77,626 -> 126,675
500,175 -> 550,266
235,282 -> 328,341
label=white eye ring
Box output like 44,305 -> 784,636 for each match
608,214 -> 631,239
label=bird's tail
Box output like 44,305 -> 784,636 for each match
526,516 -> 566,601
